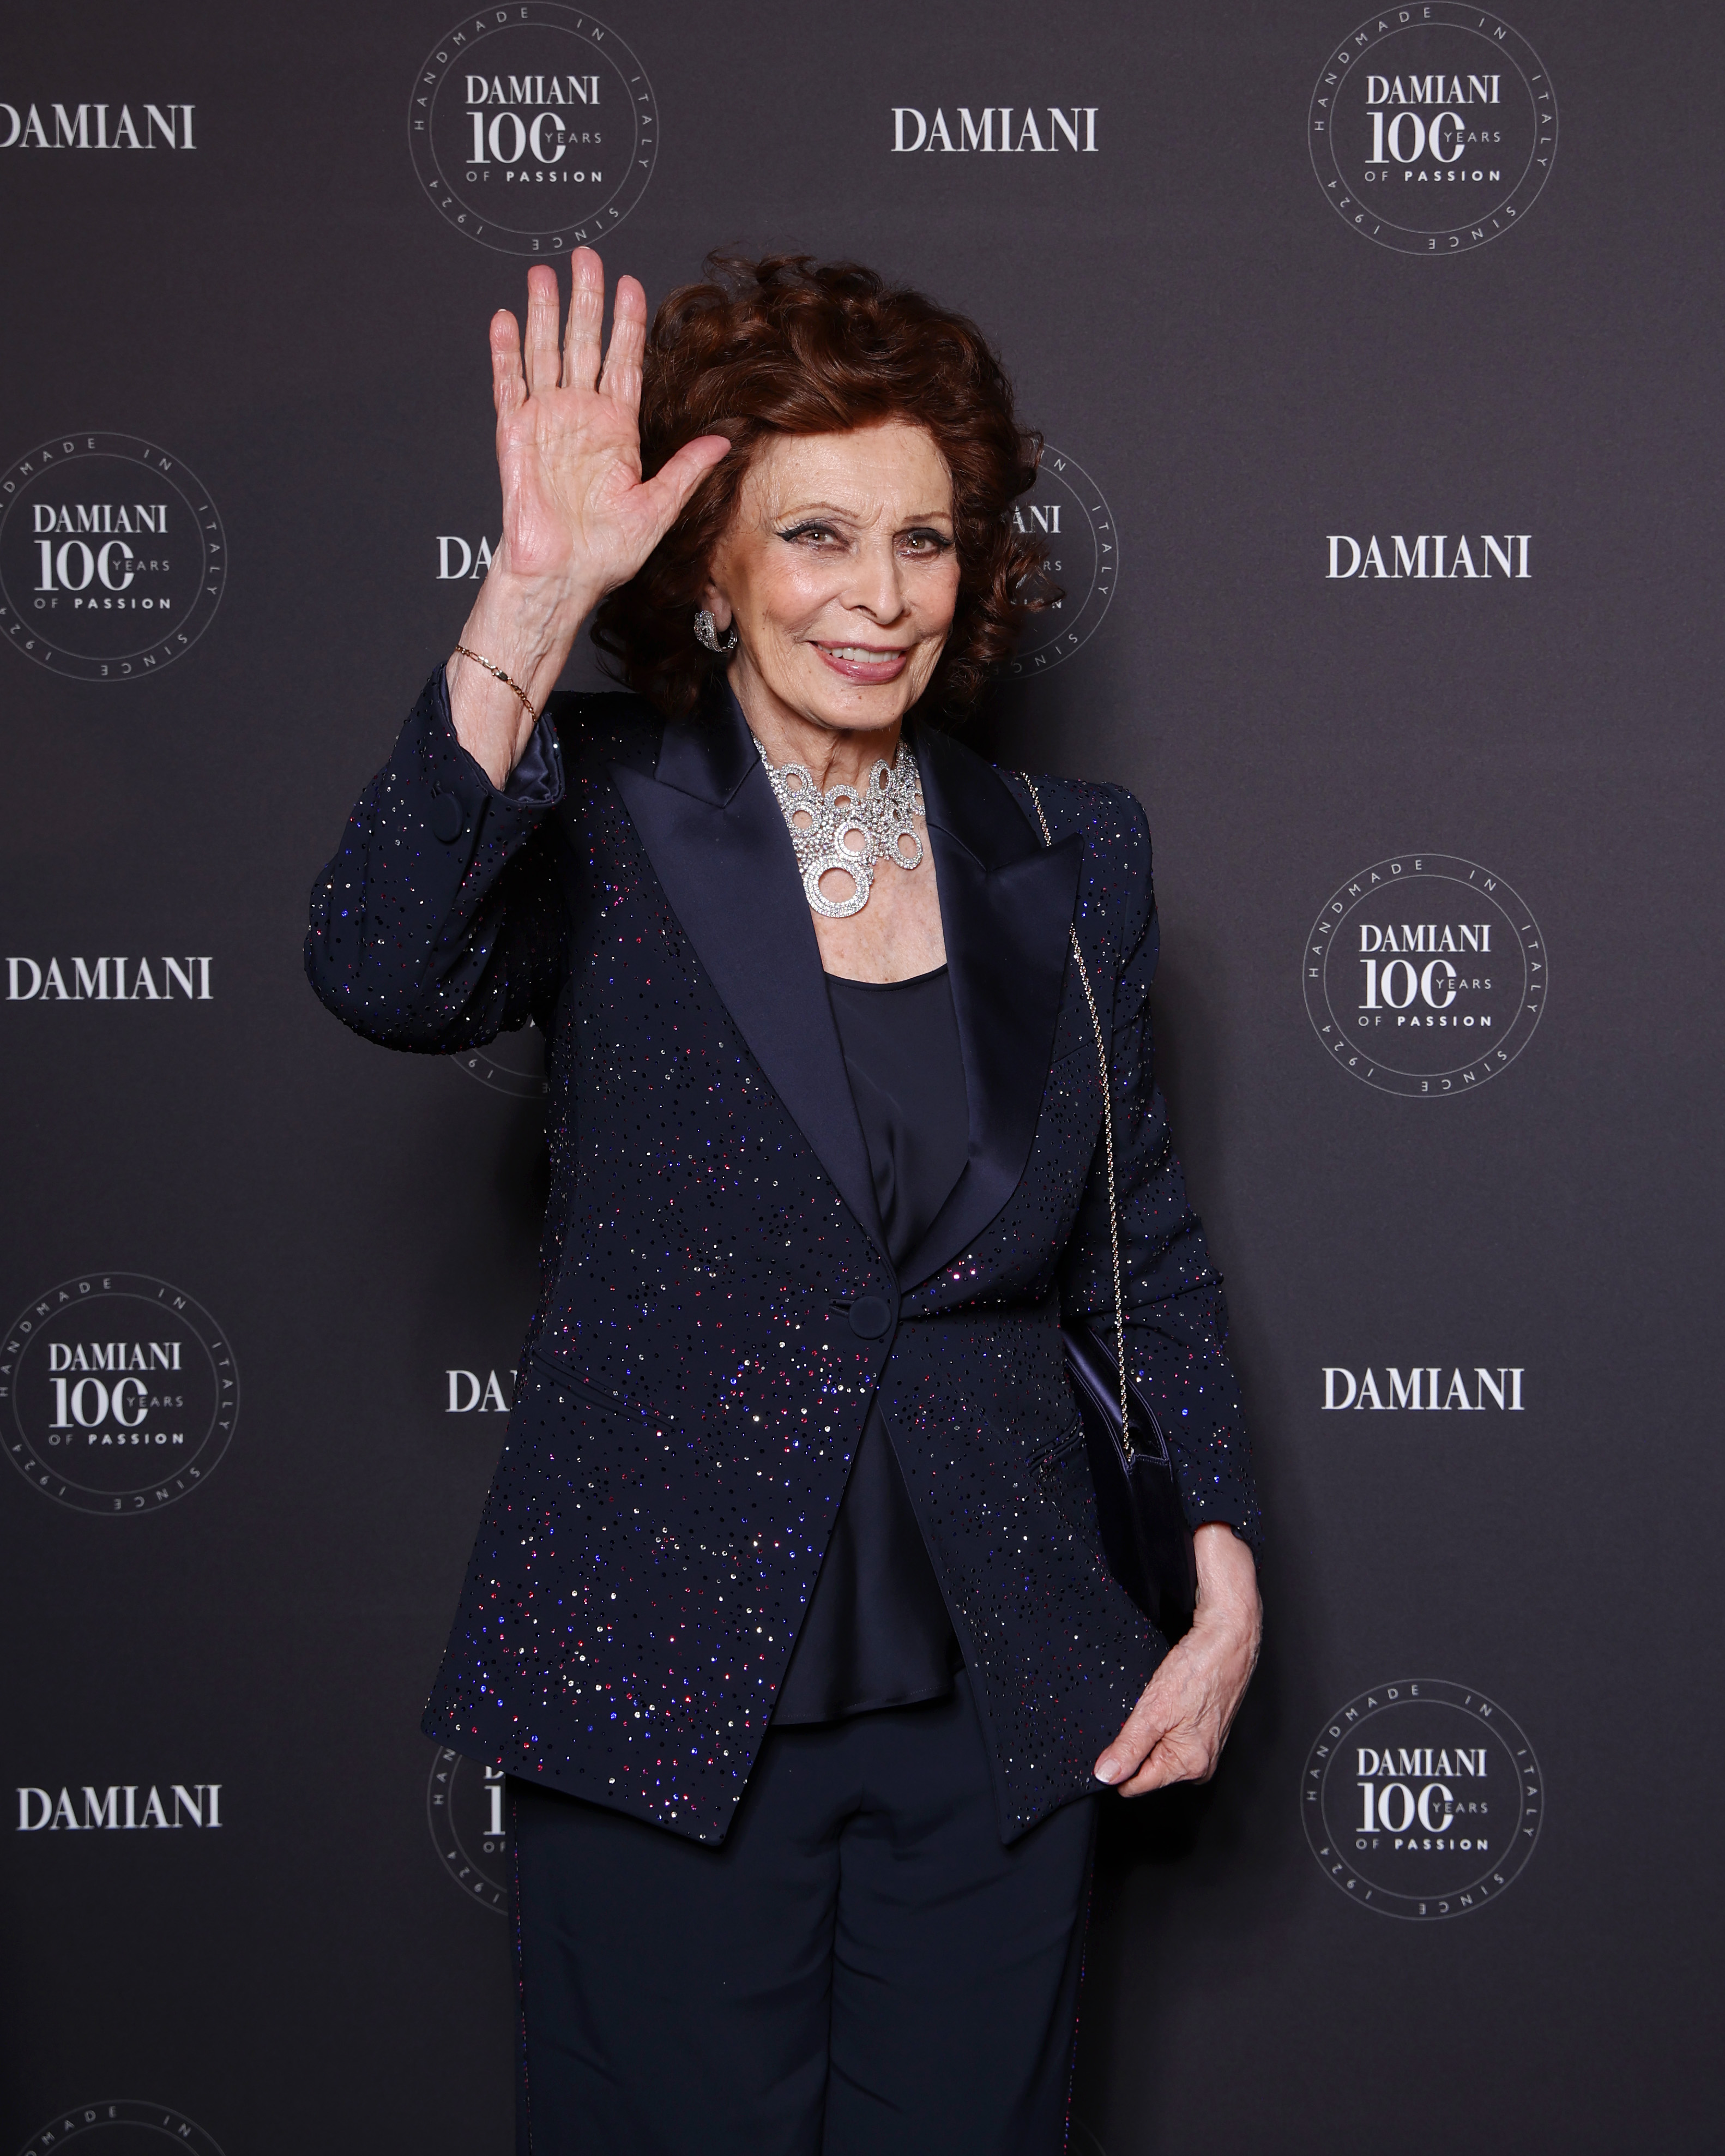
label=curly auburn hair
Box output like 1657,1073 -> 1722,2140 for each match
591,255 -> 1054,722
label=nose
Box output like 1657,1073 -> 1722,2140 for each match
843,533 -> 909,625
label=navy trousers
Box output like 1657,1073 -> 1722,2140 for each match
509,1675 -> 1098,2154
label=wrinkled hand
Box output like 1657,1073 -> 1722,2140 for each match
448,250 -> 729,785
1095,1523 -> 1261,1796
489,249 -> 728,602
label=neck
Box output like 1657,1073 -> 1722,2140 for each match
727,657 -> 903,791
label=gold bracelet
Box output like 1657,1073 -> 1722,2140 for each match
453,644 -> 539,721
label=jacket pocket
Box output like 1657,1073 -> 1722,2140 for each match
1028,1410 -> 1087,1472
1033,1413 -> 1102,1545
524,1348 -> 638,1418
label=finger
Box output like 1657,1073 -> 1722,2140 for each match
1094,1695 -> 1173,1786
523,264 -> 563,396
563,246 -> 605,392
490,310 -> 526,421
1094,1658 -> 1189,1786
1118,1727 -> 1216,1798
598,274 -> 648,412
633,433 -> 733,542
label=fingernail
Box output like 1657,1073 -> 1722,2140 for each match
1094,1758 -> 1121,1784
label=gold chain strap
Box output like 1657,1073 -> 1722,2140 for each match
1022,776 -> 1136,1459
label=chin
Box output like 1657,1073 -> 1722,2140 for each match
800,672 -> 926,733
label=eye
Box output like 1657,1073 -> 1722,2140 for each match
776,521 -> 843,549
899,527 -> 955,557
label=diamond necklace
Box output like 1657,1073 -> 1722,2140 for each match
752,733 -> 925,919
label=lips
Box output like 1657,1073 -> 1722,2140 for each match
815,642 -> 910,684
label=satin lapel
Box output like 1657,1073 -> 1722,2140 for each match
900,728 -> 1083,1285
609,697 -> 886,1255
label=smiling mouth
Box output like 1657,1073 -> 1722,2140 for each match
816,642 -> 911,674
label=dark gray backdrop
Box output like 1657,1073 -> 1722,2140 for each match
2,2 -> 1717,2150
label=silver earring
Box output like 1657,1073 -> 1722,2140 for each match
694,608 -> 739,655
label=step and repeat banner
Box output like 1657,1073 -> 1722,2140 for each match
2,3 -> 1716,2152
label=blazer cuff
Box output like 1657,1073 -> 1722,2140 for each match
1175,1430 -> 1264,1560
429,664 -> 565,812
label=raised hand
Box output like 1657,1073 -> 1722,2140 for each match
490,250 -> 728,599
449,251 -> 731,786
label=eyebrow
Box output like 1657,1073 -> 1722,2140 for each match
773,501 -> 955,523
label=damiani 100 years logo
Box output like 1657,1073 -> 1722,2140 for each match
1310,7 -> 1558,254
1,1274 -> 238,1515
0,435 -> 226,680
427,1745 -> 510,1912
1004,446 -> 1117,678
409,5 -> 658,255
15,2103 -> 226,2156
1302,1681 -> 1542,1919
1302,854 -> 1546,1097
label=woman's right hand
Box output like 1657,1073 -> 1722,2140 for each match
448,249 -> 731,786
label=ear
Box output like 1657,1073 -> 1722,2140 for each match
698,575 -> 734,631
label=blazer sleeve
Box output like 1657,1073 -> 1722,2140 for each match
304,668 -> 569,1051
1058,788 -> 1263,1556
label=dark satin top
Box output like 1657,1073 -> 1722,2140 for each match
772,966 -> 969,1723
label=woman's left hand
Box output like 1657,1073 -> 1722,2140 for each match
1094,1523 -> 1262,1794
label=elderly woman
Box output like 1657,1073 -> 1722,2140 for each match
307,251 -> 1262,2155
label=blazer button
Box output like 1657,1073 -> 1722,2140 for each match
849,1295 -> 893,1340
429,792 -> 466,843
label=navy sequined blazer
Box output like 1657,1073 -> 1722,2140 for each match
306,674 -> 1260,1845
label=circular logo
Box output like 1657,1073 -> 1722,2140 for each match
451,1020 -> 547,1099
0,435 -> 226,680
16,2101 -> 226,2156
426,1745 -> 510,1912
1302,853 -> 1546,1097
1309,7 -> 1558,255
1006,445 -> 1117,677
1302,1679 -> 1543,1919
2,1274 -> 239,1515
409,7 -> 659,256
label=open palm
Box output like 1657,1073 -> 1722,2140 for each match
445,252 -> 729,785
490,250 -> 728,599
